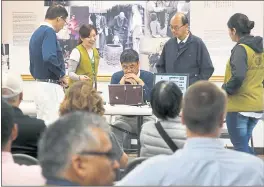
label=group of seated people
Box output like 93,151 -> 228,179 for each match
2,60 -> 264,185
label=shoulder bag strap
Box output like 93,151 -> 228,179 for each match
155,121 -> 178,152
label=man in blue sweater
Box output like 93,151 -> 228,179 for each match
29,4 -> 68,125
110,49 -> 155,148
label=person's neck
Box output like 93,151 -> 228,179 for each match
186,130 -> 219,139
82,43 -> 92,51
2,142 -> 12,153
9,100 -> 21,108
178,31 -> 189,41
44,19 -> 56,29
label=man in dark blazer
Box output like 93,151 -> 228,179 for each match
156,12 -> 214,85
110,49 -> 155,148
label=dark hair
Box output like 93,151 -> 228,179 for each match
120,49 -> 139,64
181,13 -> 189,25
45,3 -> 68,20
182,81 -> 226,135
227,13 -> 254,37
151,81 -> 182,120
1,99 -> 15,148
78,24 -> 98,45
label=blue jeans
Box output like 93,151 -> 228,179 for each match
226,112 -> 259,154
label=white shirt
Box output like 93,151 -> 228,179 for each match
70,48 -> 94,63
177,33 -> 189,44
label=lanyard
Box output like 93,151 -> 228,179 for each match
89,51 -> 97,90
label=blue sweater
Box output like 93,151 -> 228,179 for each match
111,70 -> 154,102
29,25 -> 65,80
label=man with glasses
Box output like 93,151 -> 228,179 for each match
110,49 -> 155,149
38,111 -> 120,186
156,12 -> 214,85
29,4 -> 68,125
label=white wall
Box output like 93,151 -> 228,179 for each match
22,80 -> 264,148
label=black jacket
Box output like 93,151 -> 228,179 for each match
11,107 -> 46,158
222,35 -> 264,95
156,32 -> 214,85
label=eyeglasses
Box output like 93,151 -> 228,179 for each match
170,25 -> 185,31
60,16 -> 68,25
78,151 -> 116,161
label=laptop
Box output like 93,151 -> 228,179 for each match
154,73 -> 190,94
108,84 -> 144,105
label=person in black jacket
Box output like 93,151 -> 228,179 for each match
2,72 -> 46,158
156,12 -> 214,85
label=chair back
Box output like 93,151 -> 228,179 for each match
13,154 -> 39,166
123,157 -> 147,177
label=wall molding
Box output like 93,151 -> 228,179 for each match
21,74 -> 225,82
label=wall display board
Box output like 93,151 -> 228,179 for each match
2,1 -> 263,79
190,1 -> 264,76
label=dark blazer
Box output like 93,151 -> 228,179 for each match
11,107 -> 46,158
111,70 -> 154,102
156,32 -> 214,85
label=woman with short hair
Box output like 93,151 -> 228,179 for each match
140,81 -> 186,157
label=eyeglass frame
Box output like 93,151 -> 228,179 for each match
59,16 -> 68,25
170,24 -> 186,31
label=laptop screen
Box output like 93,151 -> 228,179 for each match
154,73 -> 190,94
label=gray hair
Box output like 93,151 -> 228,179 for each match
38,111 -> 110,178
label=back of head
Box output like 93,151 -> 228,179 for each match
38,111 -> 109,179
59,81 -> 105,116
227,13 -> 254,37
151,81 -> 183,120
120,49 -> 139,64
2,72 -> 23,104
1,99 -> 15,149
45,3 -> 68,20
182,81 -> 227,135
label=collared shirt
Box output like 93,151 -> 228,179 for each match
2,152 -> 45,186
40,21 -> 55,30
117,138 -> 264,186
46,177 -> 79,186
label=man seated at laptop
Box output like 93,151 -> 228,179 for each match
110,49 -> 155,148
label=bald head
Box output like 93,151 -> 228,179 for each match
170,12 -> 189,39
170,12 -> 188,26
119,12 -> 125,19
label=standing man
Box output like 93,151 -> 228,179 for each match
156,13 -> 214,85
29,4 -> 68,125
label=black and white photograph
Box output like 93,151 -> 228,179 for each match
94,3 -> 145,74
146,0 -> 190,38
1,43 -> 10,73
44,0 -> 70,6
57,39 -> 78,69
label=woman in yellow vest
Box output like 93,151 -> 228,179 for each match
222,13 -> 264,154
68,24 -> 100,89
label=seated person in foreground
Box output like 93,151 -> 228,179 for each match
116,81 -> 264,186
2,100 -> 45,186
59,81 -> 128,168
38,112 -> 120,186
2,72 -> 46,158
110,49 -> 155,148
140,81 -> 186,157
